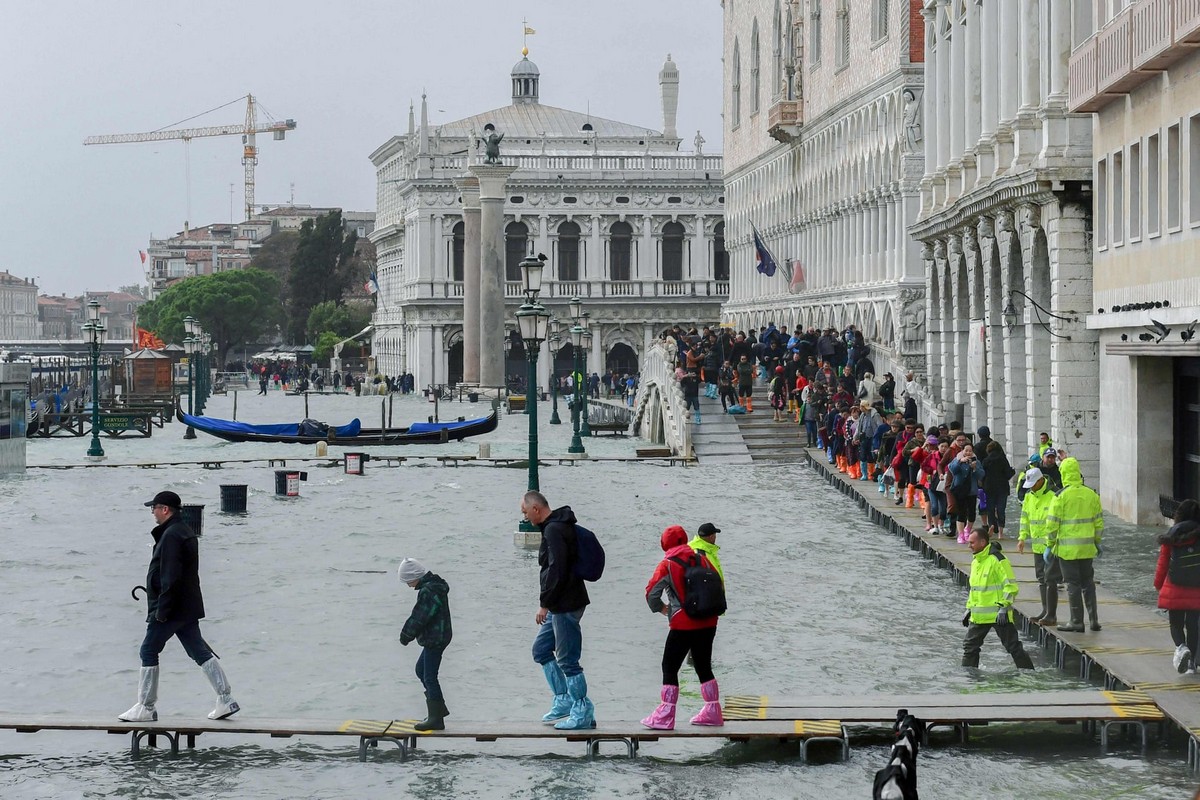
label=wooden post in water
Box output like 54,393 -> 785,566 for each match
381,397 -> 386,441
232,391 -> 238,420
304,392 -> 309,419
388,392 -> 393,428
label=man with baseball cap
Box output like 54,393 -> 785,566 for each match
689,523 -> 724,583
118,490 -> 240,722
1016,468 -> 1061,625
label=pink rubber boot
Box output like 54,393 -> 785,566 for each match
690,679 -> 724,726
641,684 -> 678,730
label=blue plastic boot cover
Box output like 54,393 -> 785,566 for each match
554,673 -> 596,730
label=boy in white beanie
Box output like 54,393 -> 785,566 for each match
397,558 -> 452,731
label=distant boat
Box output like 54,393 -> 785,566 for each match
177,409 -> 498,445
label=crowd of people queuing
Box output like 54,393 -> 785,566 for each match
243,360 -> 417,397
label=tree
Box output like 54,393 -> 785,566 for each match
249,230 -> 299,303
287,212 -> 358,342
306,300 -> 372,341
136,268 -> 283,367
312,331 -> 343,365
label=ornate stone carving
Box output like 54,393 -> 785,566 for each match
961,226 -> 977,253
921,242 -> 935,261
976,215 -> 995,243
946,234 -> 962,260
933,240 -> 947,261
1020,203 -> 1042,231
902,88 -> 923,153
996,209 -> 1015,234
897,288 -> 927,348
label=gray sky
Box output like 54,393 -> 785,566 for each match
1,1 -> 723,297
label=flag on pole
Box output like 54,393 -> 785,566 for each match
135,327 -> 164,350
139,250 -> 147,264
364,271 -> 379,295
751,223 -> 778,277
524,25 -> 536,34
789,260 -> 807,292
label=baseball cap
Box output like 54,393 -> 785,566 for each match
1028,453 -> 1042,465
144,490 -> 182,509
1043,448 -> 1058,458
1022,467 -> 1044,489
698,522 -> 721,536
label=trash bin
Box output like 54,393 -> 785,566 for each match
467,392 -> 479,403
274,470 -> 306,497
344,452 -> 368,475
219,484 -> 248,513
180,504 -> 204,536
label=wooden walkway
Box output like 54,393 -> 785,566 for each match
805,449 -> 1200,769
0,714 -> 835,762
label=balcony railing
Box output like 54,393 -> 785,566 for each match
430,152 -> 723,176
767,100 -> 803,143
417,279 -> 732,301
1071,0 -> 1200,112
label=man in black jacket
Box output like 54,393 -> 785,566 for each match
522,490 -> 595,730
118,491 -> 240,722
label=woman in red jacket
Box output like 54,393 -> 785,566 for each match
641,525 -> 723,730
1155,500 -> 1200,674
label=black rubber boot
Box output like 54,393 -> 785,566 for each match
439,699 -> 450,718
414,697 -> 445,731
1032,584 -> 1047,622
1038,587 -> 1059,627
1013,650 -> 1035,670
1085,592 -> 1101,631
1057,594 -> 1085,632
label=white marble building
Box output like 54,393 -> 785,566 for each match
1070,0 -> 1200,520
0,272 -> 39,339
368,54 -> 726,387
910,0 -> 1097,479
722,0 -> 926,376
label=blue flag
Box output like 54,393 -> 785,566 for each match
752,224 -> 778,277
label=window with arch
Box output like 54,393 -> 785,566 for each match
661,221 -> 685,282
557,221 -> 580,282
505,221 -> 528,281
714,222 -> 729,282
451,221 -> 464,282
872,0 -> 889,42
609,221 -> 632,281
811,1 -> 822,66
836,0 -> 850,69
731,39 -> 742,128
751,20 -> 761,115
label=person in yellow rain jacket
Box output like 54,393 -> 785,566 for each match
961,528 -> 1035,669
1016,468 -> 1061,626
1045,457 -> 1104,633
688,522 -> 724,583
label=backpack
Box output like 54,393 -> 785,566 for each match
572,525 -> 605,582
1169,541 -> 1200,588
668,552 -> 727,619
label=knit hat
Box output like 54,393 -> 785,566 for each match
1028,453 -> 1042,465
977,425 -> 991,438
926,436 -> 939,446
397,558 -> 429,583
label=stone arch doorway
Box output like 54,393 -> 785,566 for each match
447,338 -> 464,385
607,342 -> 639,375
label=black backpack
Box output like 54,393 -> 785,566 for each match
668,552 -> 726,619
571,525 -> 605,582
1169,541 -> 1200,588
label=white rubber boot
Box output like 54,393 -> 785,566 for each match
200,657 -> 240,720
118,666 -> 159,722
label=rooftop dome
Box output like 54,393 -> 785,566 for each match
511,56 -> 540,105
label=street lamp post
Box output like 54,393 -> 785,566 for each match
547,320 -> 562,425
566,296 -> 586,456
183,335 -> 196,439
579,315 -> 592,438
515,254 -> 550,536
84,300 -> 106,461
197,331 -> 211,415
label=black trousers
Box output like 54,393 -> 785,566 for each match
962,620 -> 1029,667
1169,610 -> 1200,656
662,626 -> 716,686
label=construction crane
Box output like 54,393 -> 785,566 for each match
84,94 -> 296,223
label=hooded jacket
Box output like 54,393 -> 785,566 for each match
1155,521 -> 1200,610
1045,458 -> 1103,560
399,572 -> 453,649
645,526 -> 719,631
145,514 -> 205,624
538,506 -> 590,613
966,541 -> 1019,624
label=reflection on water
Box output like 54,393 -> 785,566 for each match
0,392 -> 1193,798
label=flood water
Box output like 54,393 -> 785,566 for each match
1,390 -> 1195,798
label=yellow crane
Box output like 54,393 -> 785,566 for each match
84,94 -> 296,223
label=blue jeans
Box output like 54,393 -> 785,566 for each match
138,619 -> 214,667
416,647 -> 445,702
532,609 -> 585,677
804,420 -> 817,444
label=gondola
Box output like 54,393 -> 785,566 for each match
177,408 -> 498,445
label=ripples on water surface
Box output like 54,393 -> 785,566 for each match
0,393 -> 1194,798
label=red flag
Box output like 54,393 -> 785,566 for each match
789,260 -> 807,293
136,327 -> 164,349
139,250 -> 147,264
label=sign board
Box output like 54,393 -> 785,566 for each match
98,414 -> 143,432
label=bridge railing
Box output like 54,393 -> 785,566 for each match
632,339 -> 690,456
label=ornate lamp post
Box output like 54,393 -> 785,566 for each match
197,331 -> 211,414
516,254 -> 550,534
183,334 -> 197,439
84,299 -> 106,461
547,319 -> 562,425
579,314 -> 592,438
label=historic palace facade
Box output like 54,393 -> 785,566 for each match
722,0 -> 926,379
368,54 -> 726,388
